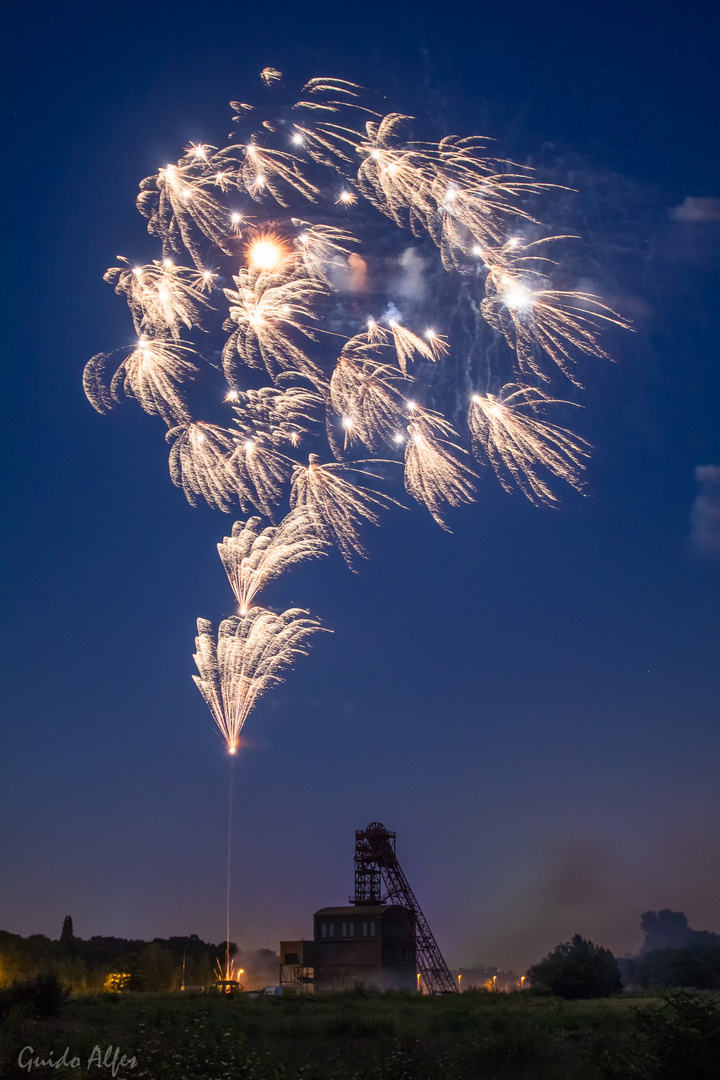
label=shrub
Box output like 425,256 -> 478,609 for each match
527,934 -> 622,999
0,973 -> 70,1018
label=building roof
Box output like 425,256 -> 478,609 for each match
314,905 -> 395,917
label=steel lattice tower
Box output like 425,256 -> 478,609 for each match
350,822 -> 457,994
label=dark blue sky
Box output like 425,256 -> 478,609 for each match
2,0 -> 719,972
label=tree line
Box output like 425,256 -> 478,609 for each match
0,919 -> 279,992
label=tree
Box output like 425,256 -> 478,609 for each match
60,916 -> 74,945
527,934 -> 622,999
640,910 -> 720,955
635,945 -> 720,990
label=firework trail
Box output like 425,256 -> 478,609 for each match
86,68 -> 630,971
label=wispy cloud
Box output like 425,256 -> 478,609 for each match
690,465 -> 720,555
671,197 -> 720,224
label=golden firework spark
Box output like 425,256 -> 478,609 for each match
223,266 -> 327,383
230,381 -> 326,448
467,384 -> 591,506
290,454 -> 403,567
388,319 -> 446,373
217,141 -> 321,205
481,242 -> 631,385
167,421 -> 244,512
292,220 -> 358,283
105,258 -> 215,340
260,67 -> 283,86
330,336 -> 410,451
357,115 -> 438,230
403,418 -> 477,529
231,434 -> 294,518
192,606 -> 328,753
218,511 -> 328,614
136,150 -> 237,270
83,338 -> 200,424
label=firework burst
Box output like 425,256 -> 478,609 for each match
290,454 -> 403,567
192,607 -> 328,754
87,69 -> 631,987
218,512 -> 328,615
87,67 -> 630,725
468,385 -> 591,506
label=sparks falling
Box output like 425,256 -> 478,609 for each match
192,607 -> 328,754
218,512 -> 328,615
85,71 -> 630,543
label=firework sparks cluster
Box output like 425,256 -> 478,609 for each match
85,72 -> 629,749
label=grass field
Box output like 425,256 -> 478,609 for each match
1,988 -> 718,1079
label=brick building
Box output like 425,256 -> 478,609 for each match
312,904 -> 416,991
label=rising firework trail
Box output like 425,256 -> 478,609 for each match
192,607 -> 327,978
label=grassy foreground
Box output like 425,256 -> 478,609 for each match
1,988 -> 718,1079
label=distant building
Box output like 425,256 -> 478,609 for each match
279,939 -> 315,992
312,905 -> 416,991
